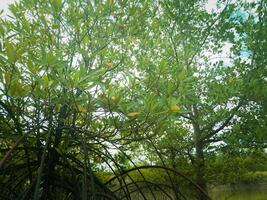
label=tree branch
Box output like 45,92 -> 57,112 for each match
203,103 -> 242,141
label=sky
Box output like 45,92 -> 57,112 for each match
0,0 -> 17,16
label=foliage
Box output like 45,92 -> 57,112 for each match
0,0 -> 266,199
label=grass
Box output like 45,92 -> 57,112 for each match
209,182 -> 267,200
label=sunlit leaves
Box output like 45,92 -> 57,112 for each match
9,79 -> 24,97
127,112 -> 141,117
78,105 -> 87,113
27,60 -> 38,74
42,75 -> 50,86
5,41 -> 16,63
105,61 -> 113,68
178,68 -> 187,82
169,104 -> 180,113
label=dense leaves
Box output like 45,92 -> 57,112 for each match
0,0 -> 266,199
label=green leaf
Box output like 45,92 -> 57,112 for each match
78,105 -> 87,113
42,75 -> 49,86
178,68 -> 187,81
78,68 -> 105,85
4,72 -> 12,85
5,41 -> 16,63
169,104 -> 180,113
127,112 -> 141,117
0,23 -> 4,35
27,61 -> 38,73
79,64 -> 87,77
73,70 -> 80,85
9,79 -> 24,97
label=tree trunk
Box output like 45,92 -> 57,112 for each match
192,106 -> 208,200
195,136 -> 207,199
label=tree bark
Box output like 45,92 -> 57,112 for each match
192,106 -> 208,200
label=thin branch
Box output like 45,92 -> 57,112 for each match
202,103 -> 242,142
